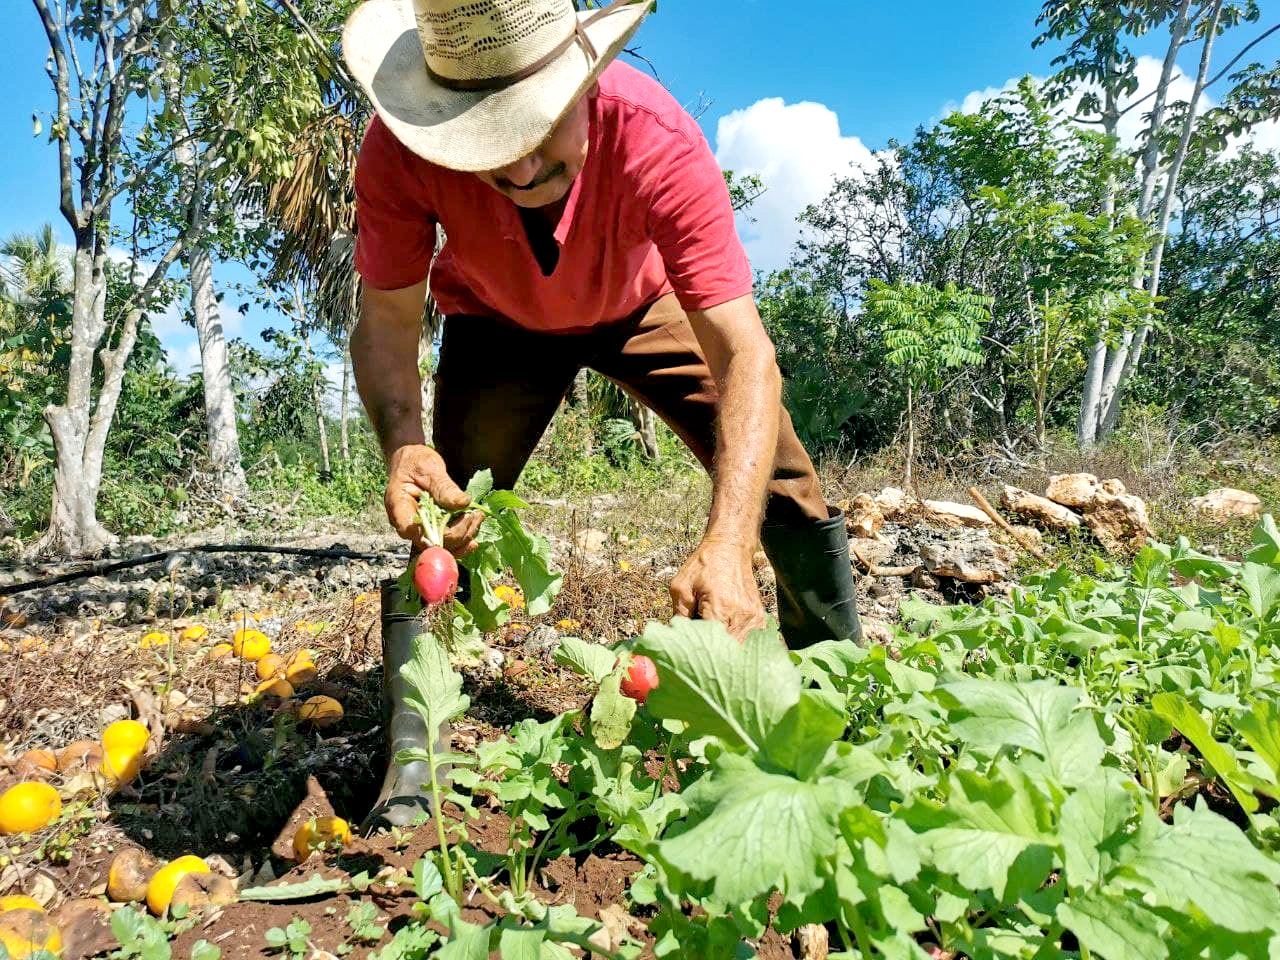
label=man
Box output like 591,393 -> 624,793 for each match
342,0 -> 861,827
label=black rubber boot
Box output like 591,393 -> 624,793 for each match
361,578 -> 450,832
760,506 -> 863,649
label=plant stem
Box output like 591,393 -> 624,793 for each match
848,904 -> 875,958
425,730 -> 458,900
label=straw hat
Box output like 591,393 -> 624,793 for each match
343,0 -> 652,172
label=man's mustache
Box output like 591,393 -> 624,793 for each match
498,162 -> 566,191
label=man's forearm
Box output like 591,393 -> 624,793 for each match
683,295 -> 782,548
351,282 -> 430,462
704,346 -> 780,547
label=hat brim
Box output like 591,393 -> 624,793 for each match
343,0 -> 651,172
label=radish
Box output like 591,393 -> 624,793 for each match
619,654 -> 659,704
414,546 -> 459,607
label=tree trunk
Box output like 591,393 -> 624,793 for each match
339,342 -> 351,461
295,288 -> 332,478
38,246 -> 124,556
188,243 -> 249,498
1078,0 -> 1194,448
904,383 -> 915,487
1096,0 -> 1222,441
629,397 -> 659,461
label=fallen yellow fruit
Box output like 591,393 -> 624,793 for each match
145,855 -> 210,916
0,908 -> 61,958
56,740 -> 103,773
138,631 -> 169,649
179,625 -> 209,644
207,642 -> 234,660
284,650 -> 317,685
231,628 -> 270,661
298,695 -> 343,727
101,745 -> 144,787
0,782 -> 62,835
292,816 -> 352,860
255,653 -> 285,680
102,719 -> 149,753
107,848 -> 159,903
0,896 -> 42,913
253,677 -> 294,699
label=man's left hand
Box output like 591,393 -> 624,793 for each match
669,537 -> 766,640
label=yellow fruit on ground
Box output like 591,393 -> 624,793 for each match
0,896 -> 42,913
170,872 -> 237,914
297,695 -> 343,727
0,782 -> 62,835
207,642 -> 234,660
251,609 -> 274,622
0,908 -> 61,958
292,816 -> 352,860
138,631 -> 169,649
56,740 -> 103,773
179,625 -> 209,644
255,654 -> 285,680
284,651 -> 316,686
107,848 -> 159,903
231,628 -> 270,661
19,750 -> 57,773
101,745 -> 144,787
14,750 -> 57,779
253,677 -> 294,699
102,719 -> 149,754
145,855 -> 209,916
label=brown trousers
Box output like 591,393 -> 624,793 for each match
432,293 -> 827,526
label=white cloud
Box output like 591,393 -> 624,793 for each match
714,98 -> 877,272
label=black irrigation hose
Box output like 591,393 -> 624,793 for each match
0,543 -> 402,598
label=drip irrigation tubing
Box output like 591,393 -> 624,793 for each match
0,543 -> 401,598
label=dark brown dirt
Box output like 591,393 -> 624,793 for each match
0,572 -> 811,960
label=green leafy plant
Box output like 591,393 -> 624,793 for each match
263,918 -> 311,960
865,279 -> 990,483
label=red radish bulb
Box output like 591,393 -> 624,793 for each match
619,654 -> 659,704
414,546 -> 459,607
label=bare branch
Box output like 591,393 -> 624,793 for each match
31,0 -> 80,230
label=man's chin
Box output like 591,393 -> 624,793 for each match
504,179 -> 571,209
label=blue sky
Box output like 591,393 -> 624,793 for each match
2,1 -> 1277,377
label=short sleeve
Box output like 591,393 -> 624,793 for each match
354,116 -> 438,291
645,127 -> 754,312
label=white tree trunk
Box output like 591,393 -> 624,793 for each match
38,245 -> 142,556
1078,0 -> 1195,448
339,343 -> 351,461
1097,0 -> 1223,440
629,397 -> 659,461
188,244 -> 248,498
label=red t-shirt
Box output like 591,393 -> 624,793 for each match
353,61 -> 753,332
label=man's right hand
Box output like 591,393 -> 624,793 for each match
385,445 -> 483,556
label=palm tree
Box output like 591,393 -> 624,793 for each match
0,224 -> 72,489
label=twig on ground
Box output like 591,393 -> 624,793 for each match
965,486 -> 1047,561
850,544 -> 920,578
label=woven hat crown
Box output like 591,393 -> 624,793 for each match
413,0 -> 578,84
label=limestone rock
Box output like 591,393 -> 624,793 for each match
845,493 -> 885,539
1043,474 -> 1152,554
1045,473 -> 1101,508
1189,488 -> 1262,522
1001,485 -> 1083,532
574,528 -> 608,554
920,539 -> 1015,584
1083,491 -> 1154,555
873,487 -> 911,520
921,500 -> 994,529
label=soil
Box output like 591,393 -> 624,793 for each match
0,528 -> 829,959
